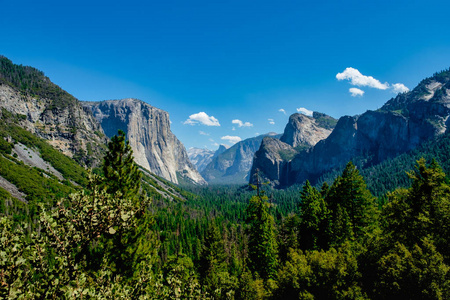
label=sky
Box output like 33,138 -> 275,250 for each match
2,0 -> 450,150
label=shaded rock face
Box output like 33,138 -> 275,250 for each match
250,137 -> 295,186
201,133 -> 281,184
84,99 -> 206,185
252,71 -> 450,188
0,84 -> 107,165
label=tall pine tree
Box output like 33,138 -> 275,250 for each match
246,181 -> 278,280
298,180 -> 330,250
102,129 -> 141,199
326,161 -> 378,246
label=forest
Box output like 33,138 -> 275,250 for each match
1,128 -> 449,299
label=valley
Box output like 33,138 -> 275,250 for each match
1,56 -> 449,299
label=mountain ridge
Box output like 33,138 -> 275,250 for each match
251,68 -> 450,188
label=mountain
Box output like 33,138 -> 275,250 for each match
84,99 -> 206,185
187,144 -> 230,173
0,56 -> 108,166
187,148 -> 215,172
251,68 -> 450,188
201,133 -> 281,184
280,112 -> 337,149
250,112 -> 337,186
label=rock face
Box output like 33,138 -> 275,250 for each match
0,57 -> 108,166
252,69 -> 450,187
250,112 -> 337,186
201,133 -> 281,184
280,112 -> 335,148
84,99 -> 206,185
250,137 -> 296,186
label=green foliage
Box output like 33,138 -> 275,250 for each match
276,246 -> 366,300
199,222 -> 237,299
278,148 -> 298,161
312,112 -> 338,130
0,118 -> 87,186
374,238 -> 449,300
298,180 -> 330,250
326,162 -> 378,246
246,190 -> 279,280
0,155 -> 75,216
382,158 -> 450,259
0,56 -> 78,110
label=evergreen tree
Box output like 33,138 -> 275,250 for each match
382,158 -> 450,261
298,180 -> 330,250
199,222 -> 227,277
199,222 -> 237,299
102,129 -> 141,199
326,161 -> 378,246
246,186 -> 278,280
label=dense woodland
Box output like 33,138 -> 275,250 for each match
1,126 -> 449,299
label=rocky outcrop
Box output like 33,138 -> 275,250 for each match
280,113 -> 334,148
251,69 -> 450,188
250,112 -> 337,186
250,137 -> 295,186
0,84 -> 107,166
201,133 -> 281,184
84,99 -> 206,185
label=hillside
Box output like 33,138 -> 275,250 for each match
0,56 -> 108,167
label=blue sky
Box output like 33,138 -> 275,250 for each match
2,0 -> 450,150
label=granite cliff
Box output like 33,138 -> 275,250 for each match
84,99 -> 206,185
250,112 -> 336,186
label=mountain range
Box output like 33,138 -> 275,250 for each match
1,54 -> 450,195
250,69 -> 450,187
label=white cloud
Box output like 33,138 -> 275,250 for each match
336,67 -> 389,90
221,135 -> 242,144
199,131 -> 209,136
392,83 -> 410,94
349,87 -> 365,97
232,119 -> 253,127
184,112 -> 220,126
268,118 -> 275,125
279,108 -> 287,115
296,107 -> 313,117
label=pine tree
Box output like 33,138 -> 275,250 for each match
199,221 -> 227,278
383,158 -> 450,260
246,182 -> 278,280
326,161 -> 378,246
298,180 -> 330,250
102,129 -> 141,199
